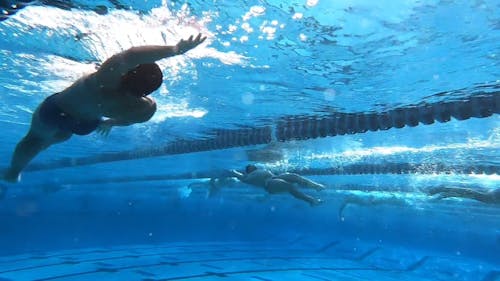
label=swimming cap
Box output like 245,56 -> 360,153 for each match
120,63 -> 163,97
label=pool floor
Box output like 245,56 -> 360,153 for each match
0,240 -> 497,281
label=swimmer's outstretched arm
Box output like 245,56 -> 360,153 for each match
94,33 -> 207,87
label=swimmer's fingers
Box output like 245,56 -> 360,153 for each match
194,33 -> 207,44
103,127 -> 112,136
95,128 -> 107,136
228,169 -> 239,176
96,123 -> 112,137
176,33 -> 206,54
195,33 -> 207,44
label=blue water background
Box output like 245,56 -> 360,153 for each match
0,0 -> 498,274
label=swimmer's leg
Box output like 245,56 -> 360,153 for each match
266,178 -> 322,206
338,201 -> 349,220
5,132 -> 46,182
440,188 -> 492,204
338,195 -> 367,220
490,189 -> 500,204
425,186 -> 446,196
5,130 -> 71,183
426,187 -> 489,203
289,188 -> 323,206
208,178 -> 221,197
276,173 -> 325,191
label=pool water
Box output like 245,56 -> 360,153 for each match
0,0 -> 499,280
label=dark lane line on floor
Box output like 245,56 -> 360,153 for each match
0,248 -> 343,274
0,242 -> 285,265
31,256 -> 393,281
143,266 -> 395,281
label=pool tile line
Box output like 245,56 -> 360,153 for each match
300,272 -> 332,281
405,256 -> 430,271
0,241 -> 276,265
135,270 -> 156,277
200,263 -> 224,270
251,275 -> 274,281
354,247 -> 381,261
316,240 -> 340,253
29,256 -> 382,281
0,247 -> 317,274
142,266 -> 392,281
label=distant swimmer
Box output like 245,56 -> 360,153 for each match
188,177 -> 239,198
4,34 -> 206,182
426,186 -> 500,205
338,192 -> 410,220
230,164 -> 325,206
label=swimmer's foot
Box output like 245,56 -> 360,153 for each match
310,198 -> 324,207
425,187 -> 441,196
312,183 -> 326,191
3,168 -> 21,183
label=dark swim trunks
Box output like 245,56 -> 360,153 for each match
39,93 -> 101,136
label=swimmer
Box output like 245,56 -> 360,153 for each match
230,164 -> 325,206
425,186 -> 500,205
4,34 -> 206,182
246,143 -> 285,163
187,177 -> 239,198
338,192 -> 410,220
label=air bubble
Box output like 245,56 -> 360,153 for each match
242,93 -> 255,105
250,6 -> 266,16
241,22 -> 253,33
306,0 -> 319,7
324,89 -> 336,101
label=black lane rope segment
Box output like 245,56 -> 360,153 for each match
15,91 -> 500,172
275,94 -> 498,141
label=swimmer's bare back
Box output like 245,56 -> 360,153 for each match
58,34 -> 207,124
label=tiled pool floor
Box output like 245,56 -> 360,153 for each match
0,241 -> 497,281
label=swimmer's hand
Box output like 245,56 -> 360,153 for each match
175,33 -> 207,55
228,169 -> 245,181
96,120 -> 113,137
